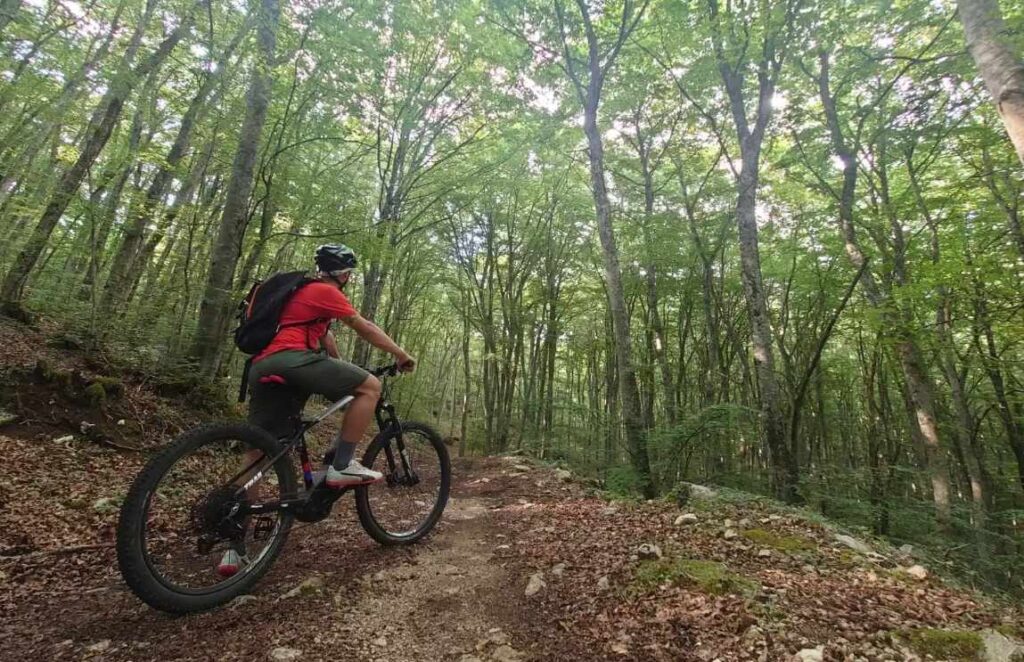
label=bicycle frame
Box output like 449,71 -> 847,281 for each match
230,365 -> 407,519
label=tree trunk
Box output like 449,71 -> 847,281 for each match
957,0 -> 1024,166
100,21 -> 245,321
0,2 -> 193,309
0,0 -> 21,36
582,88 -> 651,496
972,275 -> 1024,491
460,315 -> 471,458
637,146 -> 676,425
816,50 -> 951,525
190,0 -> 280,378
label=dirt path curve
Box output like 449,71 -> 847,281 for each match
336,494 -> 526,662
0,454 -> 571,662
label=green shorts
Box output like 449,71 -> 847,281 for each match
247,350 -> 370,438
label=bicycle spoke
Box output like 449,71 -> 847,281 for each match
140,437 -> 286,593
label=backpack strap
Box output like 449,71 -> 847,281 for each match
275,317 -> 330,350
238,357 -> 252,403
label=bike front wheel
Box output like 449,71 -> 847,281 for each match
355,421 -> 451,545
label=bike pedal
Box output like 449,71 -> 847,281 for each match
253,516 -> 275,541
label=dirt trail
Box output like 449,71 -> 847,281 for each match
3,442 -> 1024,661
337,494 -> 523,662
0,453 -> 562,662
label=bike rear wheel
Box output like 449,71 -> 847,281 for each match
355,421 -> 451,545
116,422 -> 295,613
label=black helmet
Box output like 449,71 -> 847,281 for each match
315,244 -> 357,273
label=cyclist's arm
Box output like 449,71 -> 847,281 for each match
339,314 -> 413,366
320,330 -> 340,359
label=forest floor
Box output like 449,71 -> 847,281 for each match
2,317 -> 1024,661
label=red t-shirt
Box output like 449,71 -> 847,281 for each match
254,282 -> 357,361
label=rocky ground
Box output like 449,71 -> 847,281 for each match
1,317 -> 1023,661
2,448 -> 1023,661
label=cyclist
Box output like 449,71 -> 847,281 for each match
219,244 -> 415,575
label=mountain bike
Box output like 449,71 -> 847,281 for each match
116,363 -> 450,614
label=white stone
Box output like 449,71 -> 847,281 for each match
525,572 -> 546,596
758,549 -> 772,558
551,563 -> 567,577
491,645 -> 525,662
486,629 -> 510,646
230,595 -> 258,608
675,513 -> 699,526
371,637 -> 387,648
683,483 -> 717,499
723,529 -> 738,540
834,534 -> 872,555
554,468 -> 572,482
636,543 -> 662,560
86,640 -> 111,654
793,646 -> 824,662
902,565 -> 928,580
597,575 -> 611,591
269,648 -> 302,661
282,575 -> 324,599
981,629 -> 1024,662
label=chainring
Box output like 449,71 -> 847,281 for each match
293,485 -> 342,523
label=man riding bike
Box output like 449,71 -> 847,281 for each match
220,243 -> 415,575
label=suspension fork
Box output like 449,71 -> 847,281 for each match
375,402 -> 415,480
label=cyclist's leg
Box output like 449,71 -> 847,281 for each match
275,357 -> 384,488
219,353 -> 311,575
280,357 -> 377,470
338,374 -> 381,451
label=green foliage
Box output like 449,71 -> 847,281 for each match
901,629 -> 983,661
82,382 -> 106,407
0,0 -> 1023,599
631,558 -> 759,597
740,529 -> 815,553
604,464 -> 644,498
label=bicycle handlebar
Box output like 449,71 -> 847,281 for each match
369,362 -> 400,377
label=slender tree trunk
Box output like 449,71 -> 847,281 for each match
582,89 -> 651,495
0,2 -> 193,309
101,22 -> 245,320
972,275 -> 1024,491
460,315 -> 471,458
0,0 -> 21,36
354,258 -> 388,365
957,0 -> 1024,166
637,147 -> 676,425
191,0 -> 280,378
816,50 -> 951,525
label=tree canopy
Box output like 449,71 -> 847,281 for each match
1,0 -> 1024,593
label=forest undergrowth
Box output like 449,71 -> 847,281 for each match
1,317 -> 1024,661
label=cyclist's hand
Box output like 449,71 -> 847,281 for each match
395,352 -> 416,373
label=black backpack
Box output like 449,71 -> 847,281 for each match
233,271 -> 319,401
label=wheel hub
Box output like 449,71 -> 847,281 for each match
191,485 -> 248,541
